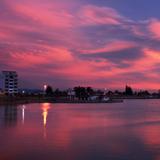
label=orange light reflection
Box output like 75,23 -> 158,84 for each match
41,103 -> 51,139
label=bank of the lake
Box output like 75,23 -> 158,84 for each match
0,96 -> 124,105
1,95 -> 160,105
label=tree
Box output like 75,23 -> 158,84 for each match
74,87 -> 81,100
114,90 -> 122,95
137,90 -> 150,96
107,90 -> 113,96
45,85 -> 53,96
54,88 -> 60,97
74,86 -> 89,100
125,85 -> 133,96
86,87 -> 94,96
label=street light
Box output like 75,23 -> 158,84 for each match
44,85 -> 47,91
43,85 -> 47,95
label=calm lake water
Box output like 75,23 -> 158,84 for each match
0,100 -> 160,160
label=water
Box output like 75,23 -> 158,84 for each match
0,100 -> 160,160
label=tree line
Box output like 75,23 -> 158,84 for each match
44,85 -> 160,98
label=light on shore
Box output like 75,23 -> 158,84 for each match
43,85 -> 47,91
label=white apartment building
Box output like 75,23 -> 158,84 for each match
0,71 -> 18,95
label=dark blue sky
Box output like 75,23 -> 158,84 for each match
84,0 -> 160,20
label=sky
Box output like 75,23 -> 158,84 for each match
0,0 -> 160,90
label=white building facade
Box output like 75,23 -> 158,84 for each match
0,71 -> 18,95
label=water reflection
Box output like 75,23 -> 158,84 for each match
4,105 -> 17,127
41,103 -> 50,139
21,105 -> 26,124
0,100 -> 160,160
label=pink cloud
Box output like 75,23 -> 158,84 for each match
7,0 -> 75,29
9,46 -> 74,68
130,25 -> 146,37
148,19 -> 160,38
131,48 -> 160,73
79,5 -> 123,26
81,40 -> 137,54
7,2 -> 126,29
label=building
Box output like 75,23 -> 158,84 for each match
0,88 -> 4,95
0,71 -> 18,95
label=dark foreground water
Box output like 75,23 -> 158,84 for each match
0,100 -> 160,160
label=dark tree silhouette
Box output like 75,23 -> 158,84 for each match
125,85 -> 133,96
114,90 -> 122,95
74,87 -> 81,100
107,90 -> 113,96
45,85 -> 53,96
87,87 -> 94,96
74,86 -> 93,100
54,88 -> 60,97
137,90 -> 150,96
52,88 -> 67,97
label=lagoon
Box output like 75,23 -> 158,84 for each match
0,100 -> 160,160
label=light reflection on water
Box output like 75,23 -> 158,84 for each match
21,105 -> 26,124
41,103 -> 50,139
0,100 -> 160,160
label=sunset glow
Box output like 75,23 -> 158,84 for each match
0,0 -> 160,90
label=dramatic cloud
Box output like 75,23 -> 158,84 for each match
148,19 -> 160,39
0,0 -> 160,90
79,5 -> 124,26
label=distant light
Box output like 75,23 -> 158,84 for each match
44,85 -> 47,91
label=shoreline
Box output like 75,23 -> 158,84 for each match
0,97 -> 123,105
0,96 -> 160,105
